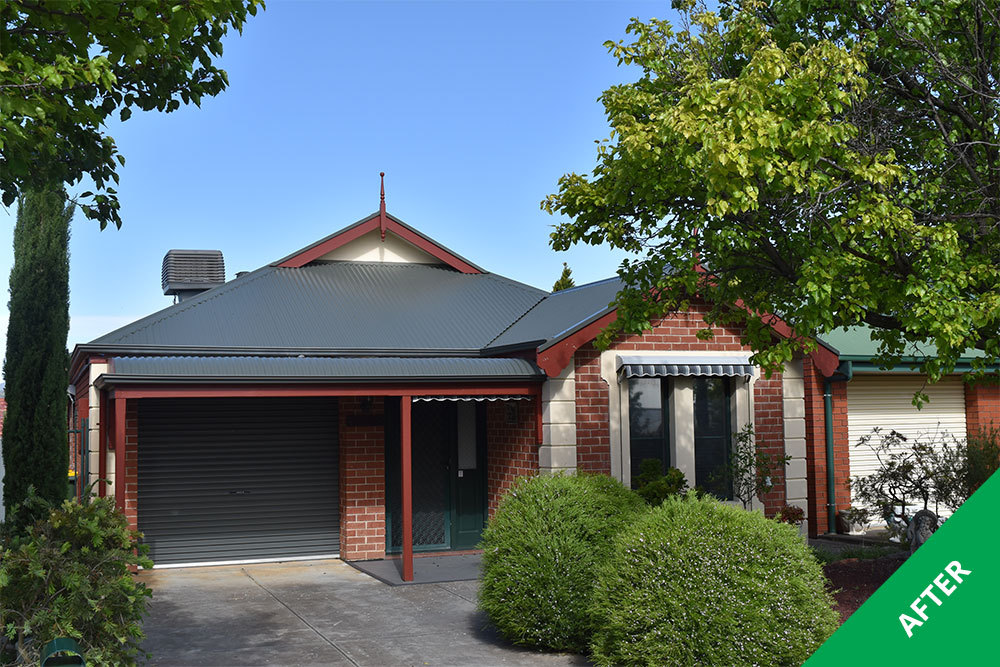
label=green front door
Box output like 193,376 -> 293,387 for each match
386,400 -> 487,552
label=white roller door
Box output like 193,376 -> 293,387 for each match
847,374 -> 967,516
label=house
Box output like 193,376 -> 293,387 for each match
70,205 -> 866,576
811,326 -> 1000,534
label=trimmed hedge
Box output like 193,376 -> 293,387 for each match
591,493 -> 838,666
478,473 -> 645,652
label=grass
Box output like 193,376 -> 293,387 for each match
811,544 -> 901,564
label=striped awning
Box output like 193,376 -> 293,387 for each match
616,354 -> 755,380
412,395 -> 532,402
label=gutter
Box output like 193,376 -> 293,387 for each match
94,373 -> 546,390
823,360 -> 853,534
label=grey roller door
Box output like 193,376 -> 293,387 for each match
138,397 -> 339,565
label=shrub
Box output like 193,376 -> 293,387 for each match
0,490 -> 153,665
634,459 -> 688,506
478,473 -> 645,652
591,494 -> 838,666
776,504 -> 805,525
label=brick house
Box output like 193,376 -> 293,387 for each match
67,207 -> 996,573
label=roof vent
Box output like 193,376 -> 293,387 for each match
162,249 -> 225,302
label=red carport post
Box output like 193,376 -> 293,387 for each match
114,396 -> 126,511
401,395 -> 414,582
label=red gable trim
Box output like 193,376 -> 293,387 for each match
536,307 -> 840,379
277,213 -> 482,274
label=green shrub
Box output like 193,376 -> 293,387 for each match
591,494 -> 838,666
478,473 -> 645,652
0,491 -> 153,665
634,459 -> 688,506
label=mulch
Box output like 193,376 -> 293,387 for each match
824,555 -> 906,623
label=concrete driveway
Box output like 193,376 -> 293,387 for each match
139,559 -> 588,666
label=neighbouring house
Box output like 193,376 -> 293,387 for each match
81,204 -> 993,573
810,326 -> 1000,535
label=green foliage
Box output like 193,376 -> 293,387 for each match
551,262 -> 576,292
714,424 -> 790,510
965,426 -> 1000,497
850,428 -> 969,532
1,0 -> 263,229
633,459 -> 688,505
545,0 -> 1000,380
2,187 -> 72,527
0,490 -> 154,665
478,473 -> 645,652
590,493 -> 838,666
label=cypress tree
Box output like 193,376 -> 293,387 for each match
552,262 -> 575,292
2,186 -> 73,520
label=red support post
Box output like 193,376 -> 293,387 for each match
114,396 -> 126,510
401,395 -> 414,582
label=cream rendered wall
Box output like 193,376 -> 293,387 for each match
540,360 -> 576,473
87,361 -> 108,495
318,229 -> 442,264
782,359 -> 809,535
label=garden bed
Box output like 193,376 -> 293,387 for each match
824,555 -> 905,623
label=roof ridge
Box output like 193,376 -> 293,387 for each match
485,292 -> 550,348
92,266 -> 276,345
548,276 -> 620,295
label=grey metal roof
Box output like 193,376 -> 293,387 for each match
90,262 -> 545,351
486,277 -> 622,351
103,356 -> 543,382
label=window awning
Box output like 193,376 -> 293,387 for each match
616,354 -> 755,380
412,395 -> 532,402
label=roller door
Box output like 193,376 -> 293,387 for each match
847,375 -> 966,515
137,397 -> 339,565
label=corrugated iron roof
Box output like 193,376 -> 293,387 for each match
486,277 -> 622,350
90,262 -> 546,351
105,355 -> 543,381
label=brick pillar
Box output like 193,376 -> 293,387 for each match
803,360 -> 850,536
540,362 -> 577,473
487,401 -> 539,515
339,397 -> 386,561
781,360 -> 808,535
966,381 -> 1000,435
123,400 -> 139,531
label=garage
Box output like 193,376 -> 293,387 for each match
137,397 -> 340,566
847,374 -> 967,513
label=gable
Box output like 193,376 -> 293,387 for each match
317,228 -> 440,264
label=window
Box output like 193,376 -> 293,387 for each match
625,375 -> 734,497
693,377 -> 733,499
628,377 -> 670,488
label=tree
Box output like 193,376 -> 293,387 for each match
2,187 -> 73,521
1,0 -> 262,229
545,0 -> 1000,381
552,262 -> 576,291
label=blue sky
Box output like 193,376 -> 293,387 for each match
1,0 -> 678,353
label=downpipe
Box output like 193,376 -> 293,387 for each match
824,361 -> 853,535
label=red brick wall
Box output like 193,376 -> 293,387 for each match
339,397 -> 386,561
571,301 -> 788,515
803,359 -> 850,536
966,381 -> 1000,435
123,400 -> 138,530
486,400 -> 538,515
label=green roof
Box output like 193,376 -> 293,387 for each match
818,324 -> 986,363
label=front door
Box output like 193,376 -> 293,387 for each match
386,400 -> 487,552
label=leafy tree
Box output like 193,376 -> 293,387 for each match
551,262 -> 576,291
1,0 -> 263,229
2,187 -> 72,522
545,0 -> 1000,380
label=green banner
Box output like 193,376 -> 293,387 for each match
807,472 -> 1000,665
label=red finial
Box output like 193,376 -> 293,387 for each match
379,171 -> 387,241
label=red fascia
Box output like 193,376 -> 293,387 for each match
536,311 -> 618,378
277,214 -> 481,274
109,383 -> 541,400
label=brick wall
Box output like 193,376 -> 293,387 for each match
966,381 -> 1000,435
123,400 -> 138,530
803,359 -> 850,536
571,300 -> 788,515
486,400 -> 538,515
339,396 -> 387,561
